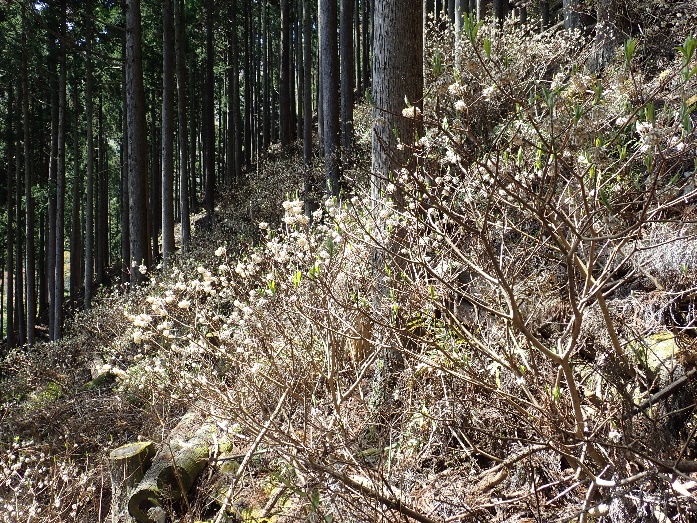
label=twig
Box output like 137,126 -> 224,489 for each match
633,368 -> 697,414
213,387 -> 289,523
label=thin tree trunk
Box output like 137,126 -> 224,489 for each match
296,0 -> 304,143
289,4 -> 297,143
355,0 -> 362,98
126,0 -> 151,282
279,0 -> 292,148
22,12 -> 36,344
320,0 -> 340,197
150,96 -> 160,261
541,1 -> 550,29
340,0 -> 355,152
174,0 -> 190,249
476,0 -> 485,21
303,0 -> 313,168
563,0 -> 581,31
361,0 -> 370,93
317,0 -> 324,154
162,0 -> 175,267
262,1 -> 270,150
15,121 -> 26,347
97,94 -> 108,284
70,72 -> 81,306
47,39 -> 57,336
118,32 -> 129,285
54,0 -> 67,340
243,0 -> 252,171
6,85 -> 15,348
203,0 -> 215,221
85,8 -> 96,301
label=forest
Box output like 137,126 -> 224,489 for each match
1,0 -> 697,521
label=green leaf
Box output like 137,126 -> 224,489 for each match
624,38 -> 637,67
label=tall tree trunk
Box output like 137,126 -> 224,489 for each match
289,5 -> 297,143
541,0 -> 550,29
22,11 -> 36,345
279,0 -> 292,148
243,0 -> 252,171
296,0 -> 304,143
563,0 -> 581,31
204,0 -> 215,221
317,0 -> 324,154
320,0 -> 340,197
161,0 -> 177,267
303,0 -> 313,213
476,0 -> 485,21
97,94 -> 108,284
262,0 -> 271,150
70,72 -> 81,306
355,0 -> 362,98
340,0 -> 354,152
372,0 -> 423,195
150,96 -> 160,261
125,0 -> 151,282
174,0 -> 190,249
6,85 -> 15,348
47,39 -> 58,337
15,120 -> 26,347
54,0 -> 67,341
118,33 -> 130,285
361,0 -> 370,93
590,0 -> 617,72
85,8 -> 96,302
493,0 -> 507,24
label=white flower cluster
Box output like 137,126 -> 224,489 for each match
282,200 -> 308,226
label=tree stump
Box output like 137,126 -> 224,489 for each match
109,441 -> 156,523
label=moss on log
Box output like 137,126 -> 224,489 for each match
127,413 -> 231,522
109,441 -> 156,523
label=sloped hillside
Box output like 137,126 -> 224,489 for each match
2,15 -> 697,523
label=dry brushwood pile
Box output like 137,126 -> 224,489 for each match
3,14 -> 697,523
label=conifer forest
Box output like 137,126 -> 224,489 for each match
1,0 -> 697,521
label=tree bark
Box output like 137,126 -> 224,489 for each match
47,34 -> 58,337
15,114 -> 25,347
70,71 -> 81,306
371,0 -> 423,195
174,0 -> 190,249
125,0 -> 151,282
341,0 -> 355,152
110,441 -> 155,523
563,0 -> 581,31
320,0 -> 340,197
5,85 -> 15,348
22,10 -> 36,345
590,0 -> 618,72
303,0 -> 313,215
119,32 -> 130,285
203,0 -> 215,222
54,0 -> 67,340
84,8 -> 94,299
161,0 -> 175,266
279,0 -> 292,148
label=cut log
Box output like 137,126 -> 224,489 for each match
127,412 -> 231,522
109,441 -> 156,523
